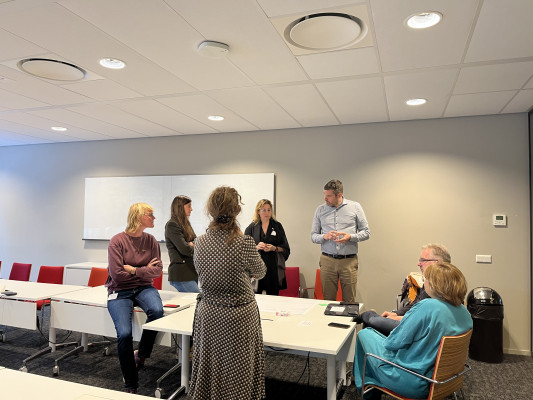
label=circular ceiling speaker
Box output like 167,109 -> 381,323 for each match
17,58 -> 86,81
285,13 -> 367,51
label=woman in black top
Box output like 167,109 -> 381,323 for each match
244,199 -> 290,295
164,195 -> 199,293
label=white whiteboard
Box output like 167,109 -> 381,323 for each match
84,173 -> 274,241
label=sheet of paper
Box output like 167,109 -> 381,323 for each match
255,295 -> 316,315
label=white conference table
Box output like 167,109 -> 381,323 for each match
0,279 -> 86,334
144,295 -> 358,400
50,286 -> 198,353
0,366 -> 155,399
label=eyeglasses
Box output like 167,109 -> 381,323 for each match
418,258 -> 438,263
259,209 -> 271,213
144,213 -> 155,218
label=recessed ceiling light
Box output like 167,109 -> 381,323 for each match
51,126 -> 67,131
406,12 -> 442,29
208,115 -> 224,121
406,98 -> 427,106
99,58 -> 126,69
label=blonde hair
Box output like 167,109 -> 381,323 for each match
252,199 -> 277,224
125,203 -> 153,234
424,262 -> 467,306
206,186 -> 242,245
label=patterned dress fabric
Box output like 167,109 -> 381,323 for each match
190,229 -> 267,400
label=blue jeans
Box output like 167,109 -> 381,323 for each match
107,285 -> 163,389
361,310 -> 400,336
170,280 -> 200,293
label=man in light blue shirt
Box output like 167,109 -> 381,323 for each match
311,179 -> 370,302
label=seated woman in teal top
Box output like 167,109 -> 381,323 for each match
353,262 -> 473,399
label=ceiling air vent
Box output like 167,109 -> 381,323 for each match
17,58 -> 86,81
285,13 -> 367,52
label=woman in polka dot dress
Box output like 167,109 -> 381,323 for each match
190,186 -> 267,400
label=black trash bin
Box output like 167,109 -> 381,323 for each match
467,287 -> 504,363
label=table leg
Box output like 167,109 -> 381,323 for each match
49,325 -> 56,352
81,332 -> 88,351
326,354 -> 336,400
181,334 -> 190,392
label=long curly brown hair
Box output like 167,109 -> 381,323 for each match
206,186 -> 242,245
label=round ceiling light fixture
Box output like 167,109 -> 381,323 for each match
17,58 -> 86,81
51,126 -> 67,131
285,12 -> 367,51
208,115 -> 224,121
406,12 -> 442,29
406,98 -> 427,106
99,58 -> 126,69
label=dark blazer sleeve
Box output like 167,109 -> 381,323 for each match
274,220 -> 290,261
165,220 -> 194,260
244,222 -> 260,245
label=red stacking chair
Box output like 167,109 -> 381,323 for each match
9,263 -> 32,281
313,268 -> 342,301
35,266 -> 64,310
279,267 -> 301,297
153,272 -> 163,290
87,267 -> 108,287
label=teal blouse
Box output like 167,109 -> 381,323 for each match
354,298 -> 473,398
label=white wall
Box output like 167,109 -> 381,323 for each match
0,113 -> 530,355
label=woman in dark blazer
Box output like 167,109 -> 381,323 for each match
244,199 -> 290,295
164,195 -> 199,293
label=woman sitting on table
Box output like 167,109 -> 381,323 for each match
190,186 -> 266,400
165,195 -> 199,293
244,199 -> 290,295
106,202 -> 164,394
353,262 -> 473,399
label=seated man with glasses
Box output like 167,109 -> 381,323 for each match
357,243 -> 451,335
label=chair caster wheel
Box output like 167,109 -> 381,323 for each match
19,366 -> 28,373
155,388 -> 164,398
53,365 -> 59,376
103,347 -> 111,356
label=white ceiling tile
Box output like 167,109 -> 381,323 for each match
113,99 -> 217,135
297,47 -> 379,79
502,90 -> 533,114
62,0 -> 254,91
454,62 -> 533,94
0,110 -> 113,141
0,67 -> 92,106
371,0 -> 479,72
445,91 -> 517,117
61,79 -> 142,101
316,77 -> 388,124
167,0 -> 309,85
0,87 -> 48,109
28,108 -> 143,140
65,103 -> 176,137
385,69 -> 458,121
465,1 -> 533,62
264,84 -> 338,127
158,94 -> 258,133
0,28 -> 47,62
257,0 -> 360,18
0,2 -> 196,96
208,87 -> 300,130
0,114 -> 84,142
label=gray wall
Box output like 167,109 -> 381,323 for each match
0,113 -> 530,355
